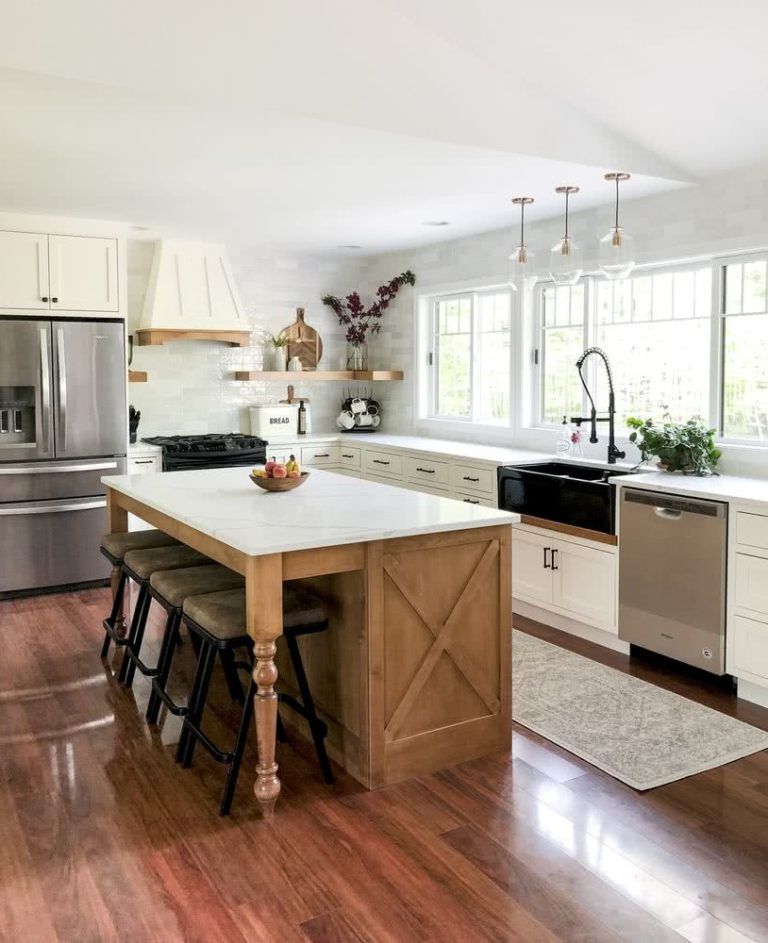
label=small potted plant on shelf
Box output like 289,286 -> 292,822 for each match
266,333 -> 289,371
322,270 -> 415,370
627,414 -> 721,476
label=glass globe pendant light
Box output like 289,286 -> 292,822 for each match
549,186 -> 583,286
508,197 -> 537,292
598,172 -> 635,279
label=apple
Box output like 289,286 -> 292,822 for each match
265,457 -> 276,474
272,463 -> 288,479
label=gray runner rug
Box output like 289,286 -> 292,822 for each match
512,629 -> 768,790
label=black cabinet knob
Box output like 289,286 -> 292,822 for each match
51,297 -> 58,303
41,296 -> 48,302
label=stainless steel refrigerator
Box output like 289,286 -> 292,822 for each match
0,317 -> 127,595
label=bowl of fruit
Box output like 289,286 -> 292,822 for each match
250,455 -> 308,492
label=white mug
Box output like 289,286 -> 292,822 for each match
355,412 -> 374,427
371,415 -> 381,428
337,410 -> 355,430
350,397 -> 366,415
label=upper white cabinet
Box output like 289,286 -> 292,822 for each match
48,235 -> 119,312
0,230 -> 119,314
0,232 -> 50,309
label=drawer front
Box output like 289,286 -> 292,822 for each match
337,445 -> 361,469
363,449 -> 404,479
450,462 -> 496,495
453,490 -> 496,508
404,455 -> 450,486
735,552 -> 768,616
734,613 -> 768,681
736,512 -> 768,551
127,456 -> 161,475
401,480 -> 451,497
364,472 -> 407,488
301,445 -> 340,466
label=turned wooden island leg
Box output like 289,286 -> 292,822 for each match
245,553 -> 284,819
106,488 -> 128,634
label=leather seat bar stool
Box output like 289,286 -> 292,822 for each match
99,529 -> 179,660
169,583 -> 332,816
117,544 -> 211,687
140,564 -> 245,725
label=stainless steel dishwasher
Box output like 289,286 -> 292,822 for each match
618,488 -> 728,673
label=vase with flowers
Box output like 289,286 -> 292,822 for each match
266,333 -> 289,371
322,271 -> 415,371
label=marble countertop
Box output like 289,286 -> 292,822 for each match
102,466 -> 519,557
610,469 -> 768,507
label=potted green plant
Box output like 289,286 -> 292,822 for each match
266,333 -> 289,371
627,414 -> 721,476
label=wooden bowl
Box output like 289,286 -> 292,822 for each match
249,471 -> 310,492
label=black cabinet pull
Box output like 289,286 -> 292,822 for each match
373,459 -> 390,465
41,296 -> 48,302
463,475 -> 480,482
551,548 -> 559,571
314,453 -> 330,458
543,547 -> 551,569
464,498 -> 479,504
342,453 -> 354,459
51,297 -> 58,303
416,467 -> 435,474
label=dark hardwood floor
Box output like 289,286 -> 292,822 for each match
1,591 -> 768,942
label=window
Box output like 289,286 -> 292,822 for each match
722,258 -> 768,441
429,289 -> 512,424
594,267 -> 712,426
539,284 -> 586,424
536,266 -> 713,430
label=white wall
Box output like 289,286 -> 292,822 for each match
126,242 -> 369,437
364,163 -> 768,477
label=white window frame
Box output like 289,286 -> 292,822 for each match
424,285 -> 515,428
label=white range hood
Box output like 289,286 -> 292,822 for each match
137,240 -> 251,345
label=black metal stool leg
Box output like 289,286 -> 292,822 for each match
177,640 -> 216,768
101,568 -> 127,659
219,649 -> 245,703
285,631 -> 334,784
117,584 -> 150,685
146,611 -> 181,725
219,677 -> 256,816
120,585 -> 153,688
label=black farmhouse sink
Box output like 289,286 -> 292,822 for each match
497,462 -> 634,535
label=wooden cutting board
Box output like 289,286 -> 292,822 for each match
281,308 -> 323,370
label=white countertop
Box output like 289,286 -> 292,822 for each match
610,469 -> 768,507
102,466 -> 519,557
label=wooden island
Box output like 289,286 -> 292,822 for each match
102,466 -> 518,817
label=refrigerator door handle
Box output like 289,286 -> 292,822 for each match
56,328 -> 68,450
0,461 -> 119,475
0,499 -> 107,516
39,327 -> 51,452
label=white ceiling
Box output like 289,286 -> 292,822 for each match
0,0 -> 765,254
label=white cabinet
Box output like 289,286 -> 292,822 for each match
512,529 -> 553,606
728,507 -> 768,696
0,230 -> 119,313
512,525 -> 617,633
127,455 -> 161,475
48,235 -> 119,312
404,454 -> 450,487
363,448 -> 404,480
554,540 -> 616,631
337,445 -> 361,470
734,552 -> 768,617
450,462 -> 496,496
733,614 -> 768,681
0,232 -> 50,309
301,445 -> 340,466
454,491 -> 496,508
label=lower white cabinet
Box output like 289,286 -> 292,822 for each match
733,613 -> 768,681
512,525 -> 617,633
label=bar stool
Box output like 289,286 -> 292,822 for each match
165,583 -> 332,815
138,564 -> 245,724
116,544 -> 212,686
100,529 -> 179,659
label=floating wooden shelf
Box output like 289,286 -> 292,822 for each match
233,369 -> 404,382
128,370 -> 148,383
136,329 -> 251,348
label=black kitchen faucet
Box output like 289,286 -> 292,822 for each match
570,347 -> 626,465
